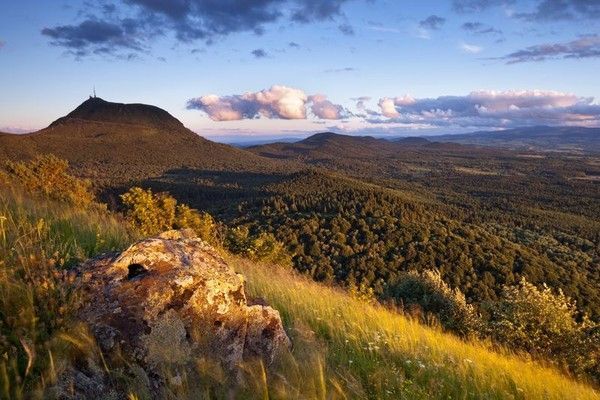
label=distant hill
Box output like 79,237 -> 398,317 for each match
0,97 -> 279,183
249,131 -> 428,161
425,126 -> 600,153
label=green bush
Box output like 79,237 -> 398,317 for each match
487,278 -> 600,380
225,226 -> 290,266
385,269 -> 481,338
4,155 -> 95,208
121,187 -> 216,242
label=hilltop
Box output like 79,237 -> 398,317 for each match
0,97 -> 282,183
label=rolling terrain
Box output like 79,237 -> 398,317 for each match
424,126 -> 600,153
1,182 -> 597,399
2,99 -> 599,320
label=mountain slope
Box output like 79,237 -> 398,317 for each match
1,183 -> 597,399
0,97 -> 280,183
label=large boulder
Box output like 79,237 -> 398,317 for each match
74,230 -> 290,391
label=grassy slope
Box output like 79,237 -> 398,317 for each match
0,186 -> 131,399
231,255 -> 599,400
0,187 -> 598,399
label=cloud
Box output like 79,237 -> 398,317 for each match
453,0 -> 514,13
290,0 -> 352,23
460,42 -> 483,54
461,21 -> 502,35
374,90 -> 600,128
187,85 -> 348,121
251,48 -> 268,58
419,15 -> 446,30
43,0 -> 359,56
309,94 -> 347,119
454,0 -> 600,20
324,67 -> 356,73
338,23 -> 355,35
0,40 -> 5,49
515,0 -> 600,21
498,34 -> 600,63
41,18 -> 146,56
352,96 -> 371,111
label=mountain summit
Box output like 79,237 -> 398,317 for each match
0,97 -> 275,182
50,97 -> 184,130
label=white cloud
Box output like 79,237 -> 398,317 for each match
375,90 -> 600,128
188,86 -> 347,121
378,98 -> 400,118
309,94 -> 347,119
460,42 -> 483,53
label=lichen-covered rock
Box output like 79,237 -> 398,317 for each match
75,229 -> 290,389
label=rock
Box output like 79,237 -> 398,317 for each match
74,229 -> 290,392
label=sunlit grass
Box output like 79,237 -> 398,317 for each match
0,186 -> 131,399
231,255 -> 600,400
1,183 -> 598,399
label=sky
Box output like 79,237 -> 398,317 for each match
0,0 -> 599,141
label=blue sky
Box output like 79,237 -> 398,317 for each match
0,0 -> 599,141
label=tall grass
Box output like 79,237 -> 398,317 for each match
1,183 -> 598,399
230,256 -> 600,400
0,186 -> 130,399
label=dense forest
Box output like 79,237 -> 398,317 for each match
225,170 -> 600,319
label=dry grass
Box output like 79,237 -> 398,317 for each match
1,184 -> 598,399
231,256 -> 600,400
0,186 -> 130,399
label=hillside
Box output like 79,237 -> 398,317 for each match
426,126 -> 600,153
249,131 -> 426,160
0,97 -> 283,184
1,185 -> 598,399
2,103 -> 599,363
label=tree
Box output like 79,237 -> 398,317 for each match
488,278 -> 600,380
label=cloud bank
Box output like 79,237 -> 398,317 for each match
190,87 -> 600,132
43,0 -> 358,57
374,90 -> 600,128
187,86 -> 348,121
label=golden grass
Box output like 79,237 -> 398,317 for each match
231,255 -> 600,400
1,184 -> 598,399
0,186 -> 131,399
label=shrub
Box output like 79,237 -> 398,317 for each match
487,278 -> 600,380
225,226 -> 291,266
121,187 -> 216,243
385,269 -> 481,338
4,155 -> 95,208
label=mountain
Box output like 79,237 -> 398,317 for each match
248,131 -> 427,161
0,97 -> 278,183
426,126 -> 600,153
49,96 -> 184,130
